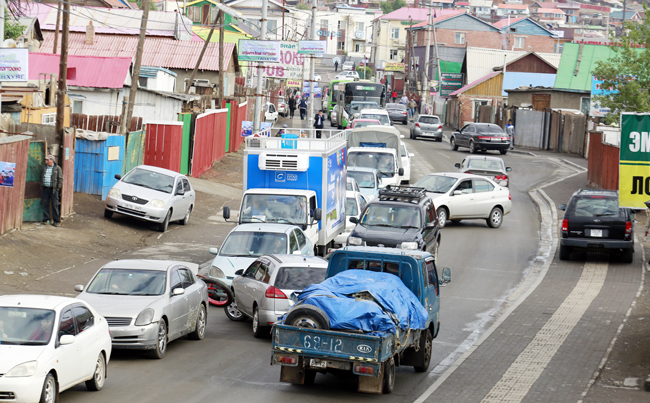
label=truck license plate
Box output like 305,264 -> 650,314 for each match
591,229 -> 603,237
310,359 -> 327,369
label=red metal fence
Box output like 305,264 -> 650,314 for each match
228,100 -> 247,153
144,122 -> 183,172
587,131 -> 619,190
0,135 -> 30,235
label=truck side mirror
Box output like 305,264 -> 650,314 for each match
349,216 -> 358,224
398,167 -> 404,176
454,163 -> 460,168
558,204 -> 566,211
223,206 -> 231,220
440,267 -> 451,285
313,208 -> 322,221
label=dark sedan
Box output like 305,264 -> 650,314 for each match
450,123 -> 510,155
386,103 -> 408,125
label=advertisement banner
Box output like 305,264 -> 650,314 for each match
0,48 -> 28,81
0,161 -> 16,188
385,62 -> 405,72
619,113 -> 650,208
240,121 -> 253,137
258,41 -> 310,80
286,79 -> 301,87
590,76 -> 615,117
298,40 -> 327,55
440,73 -> 464,97
325,148 -> 346,236
238,40 -> 281,62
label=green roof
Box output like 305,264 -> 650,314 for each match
554,43 -> 617,91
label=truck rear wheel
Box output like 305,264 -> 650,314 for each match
285,305 -> 330,330
382,357 -> 395,394
413,329 -> 432,372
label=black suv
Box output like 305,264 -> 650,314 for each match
347,186 -> 441,258
558,189 -> 635,263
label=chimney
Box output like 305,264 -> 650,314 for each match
86,21 -> 95,45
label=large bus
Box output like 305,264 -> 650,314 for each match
331,81 -> 386,129
326,79 -> 353,120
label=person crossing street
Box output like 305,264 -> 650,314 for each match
298,97 -> 308,120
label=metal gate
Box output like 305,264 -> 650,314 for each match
23,141 -> 46,222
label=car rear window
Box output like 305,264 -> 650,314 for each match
274,267 -> 327,290
567,196 -> 621,218
476,124 -> 505,134
419,116 -> 440,124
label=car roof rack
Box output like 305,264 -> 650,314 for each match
378,186 -> 427,203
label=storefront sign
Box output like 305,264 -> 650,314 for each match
286,79 -> 302,87
619,113 -> 650,208
0,48 -> 28,81
385,62 -> 405,72
238,40 -> 281,62
440,73 -> 464,97
298,40 -> 327,55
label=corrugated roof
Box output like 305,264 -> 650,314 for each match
538,8 -> 564,14
450,71 -> 501,96
502,72 -> 556,96
553,43 -> 619,91
465,47 -> 561,83
497,4 -> 529,9
41,33 -> 236,72
409,11 -> 468,29
492,17 -> 525,28
535,2 -> 558,8
28,53 -> 131,89
375,7 -> 462,21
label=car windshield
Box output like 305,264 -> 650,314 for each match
360,205 -> 421,228
476,124 -> 505,134
0,307 -> 55,345
567,197 -> 621,217
241,194 -> 308,225
220,232 -> 288,257
415,175 -> 458,194
350,102 -> 379,114
274,267 -> 327,290
467,159 -> 503,171
360,114 -> 390,125
348,152 -> 395,175
86,269 -> 167,295
418,116 -> 439,124
122,168 -> 175,194
346,197 -> 359,216
353,120 -> 381,128
348,171 -> 376,189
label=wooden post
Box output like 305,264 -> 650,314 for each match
185,11 -> 221,94
53,3 -> 61,54
219,0 -> 225,104
55,0 -> 70,140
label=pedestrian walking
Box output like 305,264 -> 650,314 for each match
408,99 -> 416,118
298,97 -> 308,120
334,60 -> 339,72
506,119 -> 515,150
352,62 -> 356,71
288,95 -> 297,119
41,154 -> 63,227
313,110 -> 325,139
400,94 -> 408,105
391,91 -> 397,103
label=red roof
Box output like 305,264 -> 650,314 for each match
456,1 -> 470,5
579,4 -> 611,13
409,12 -> 467,28
28,53 -> 131,89
492,17 -> 526,28
40,33 -> 235,72
497,4 -> 529,9
538,8 -> 564,14
376,7 -> 463,21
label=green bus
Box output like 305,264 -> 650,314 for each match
332,81 -> 386,129
326,79 -> 353,120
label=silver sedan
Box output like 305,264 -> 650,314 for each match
75,259 -> 208,359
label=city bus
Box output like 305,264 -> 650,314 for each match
325,79 -> 353,121
332,81 -> 386,129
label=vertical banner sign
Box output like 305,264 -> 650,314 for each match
619,113 -> 650,208
325,148 -> 346,236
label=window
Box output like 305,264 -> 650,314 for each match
72,100 -> 83,114
474,179 -> 494,193
425,201 -> 435,224
514,36 -> 525,48
389,49 -> 398,60
425,259 -> 439,295
543,13 -> 550,17
42,113 -> 56,125
554,42 -> 564,53
354,42 -> 364,52
176,181 -> 184,194
295,229 -> 307,248
320,19 -> 328,30
183,178 -> 191,192
454,32 -> 465,44
289,232 -> 299,254
187,7 -> 202,22
359,195 -> 367,211
390,28 -> 399,39
254,263 -> 268,282
170,270 -> 183,292
138,76 -> 148,88
455,180 -> 473,194
337,41 -> 345,50
72,305 -> 94,333
338,21 -> 343,29
356,22 -> 364,31
267,20 -> 277,36
245,261 -> 262,278
179,268 -> 195,288
58,308 -> 76,339
581,97 -> 591,115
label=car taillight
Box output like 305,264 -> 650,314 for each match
415,123 -> 420,128
509,192 -> 511,201
478,136 -> 492,140
353,364 -> 375,374
278,355 -> 297,365
561,219 -> 568,232
495,175 -> 508,181
402,111 -> 407,115
438,125 -> 443,130
265,286 -> 287,299
625,221 -> 633,234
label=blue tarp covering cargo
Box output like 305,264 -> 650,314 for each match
293,270 -> 428,335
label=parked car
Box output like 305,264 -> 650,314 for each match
401,143 -> 414,184
104,165 -> 196,232
414,172 -> 512,228
314,73 -> 322,82
350,118 -> 382,129
455,155 -> 512,187
411,115 -> 443,141
335,70 -> 359,80
356,109 -> 391,126
75,259 -> 208,359
558,189 -> 635,262
0,294 -> 112,403
277,96 -> 288,117
450,123 -> 510,154
386,103 -> 408,125
348,186 -> 441,259
265,102 -> 279,123
228,255 -> 328,337
335,190 -> 368,246
347,167 -> 382,202
341,61 -> 355,71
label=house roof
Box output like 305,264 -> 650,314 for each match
456,2 -> 471,5
492,16 -> 558,36
497,4 -> 529,9
375,7 -> 462,21
408,11 -> 471,29
538,8 -> 565,14
469,0 -> 493,6
450,71 -> 501,96
465,47 -> 561,83
610,10 -> 637,20
535,2 -> 558,8
28,53 -> 131,89
433,0 -> 455,3
557,2 -> 581,9
502,72 -> 556,96
554,43 -> 619,91
492,17 -> 525,28
40,33 -> 237,72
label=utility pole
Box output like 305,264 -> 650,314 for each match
253,0 -> 268,132
432,10 -> 441,110
219,0 -> 225,106
424,5 -> 432,100
120,0 -> 150,135
0,0 -> 4,123
185,11 -> 220,94
55,0 -> 70,140
53,3 -> 61,53
308,0 -> 316,129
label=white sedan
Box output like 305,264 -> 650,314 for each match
0,294 -> 112,403
414,172 -> 512,228
400,143 -> 414,184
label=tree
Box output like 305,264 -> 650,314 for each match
4,9 -> 25,41
379,0 -> 407,15
296,3 -> 310,10
592,5 -> 650,123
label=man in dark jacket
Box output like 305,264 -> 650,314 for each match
41,154 -> 63,227
288,96 -> 297,119
298,97 -> 308,120
313,110 -> 325,138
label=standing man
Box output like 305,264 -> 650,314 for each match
41,154 -> 63,227
391,90 -> 397,103
334,59 -> 339,72
288,95 -> 297,119
400,93 -> 409,105
298,96 -> 308,120
313,110 -> 325,139
408,98 -> 416,118
352,61 -> 356,72
506,119 -> 515,150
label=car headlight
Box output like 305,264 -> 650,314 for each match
108,188 -> 121,198
6,361 -> 38,377
209,266 -> 226,279
400,242 -> 418,250
348,236 -> 363,246
135,308 -> 155,326
146,199 -> 166,209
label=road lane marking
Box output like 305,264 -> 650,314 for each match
480,254 -> 608,403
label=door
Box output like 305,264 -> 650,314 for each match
168,269 -> 190,339
172,179 -> 191,221
424,259 -> 440,323
472,179 -> 497,217
449,179 -> 475,217
461,125 -> 475,147
179,268 -> 201,333
71,304 -> 98,379
237,261 -> 262,315
306,196 -> 319,245
249,260 -> 272,310
23,141 -> 46,222
294,228 -> 312,255
55,307 -> 83,390
422,201 -> 436,253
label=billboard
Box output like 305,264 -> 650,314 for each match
385,62 -> 405,72
298,40 -> 327,55
619,113 -> 650,208
0,48 -> 28,81
259,41 -> 310,80
325,148 -> 346,236
440,73 -> 464,97
238,40 -> 281,62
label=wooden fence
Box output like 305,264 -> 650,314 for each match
71,114 -> 144,133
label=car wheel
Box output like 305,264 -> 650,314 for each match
500,149 -> 508,155
188,304 -> 207,340
179,206 -> 192,225
450,137 -> 458,151
148,320 -> 167,359
158,210 -> 171,232
413,329 -> 432,372
40,373 -> 58,403
225,300 -> 248,322
104,209 -> 113,219
469,141 -> 478,154
559,244 -> 571,261
403,119 -> 408,125
382,357 -> 395,394
85,353 -> 106,391
436,207 -> 448,229
252,306 -> 269,338
285,305 -> 330,330
487,207 -> 503,228
621,247 -> 634,263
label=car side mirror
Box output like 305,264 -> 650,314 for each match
350,216 -> 359,224
426,222 -> 436,229
114,174 -> 122,180
453,190 -> 462,196
209,247 -> 219,255
176,187 -> 185,196
223,206 -> 231,220
558,204 -> 566,211
506,167 -> 512,172
74,285 -> 84,292
313,208 -> 322,221
235,269 -> 244,276
440,267 -> 452,285
400,134 -> 405,139
59,334 -> 75,345
172,287 -> 185,296
454,163 -> 461,168
398,167 -> 404,176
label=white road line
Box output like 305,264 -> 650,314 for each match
480,255 -> 609,402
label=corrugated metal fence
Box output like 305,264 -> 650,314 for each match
587,131 -> 619,190
74,135 -> 125,200
0,135 -> 30,235
145,122 -> 183,173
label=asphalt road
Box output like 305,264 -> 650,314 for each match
55,115 -> 579,402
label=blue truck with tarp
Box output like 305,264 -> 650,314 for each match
271,246 -> 451,394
